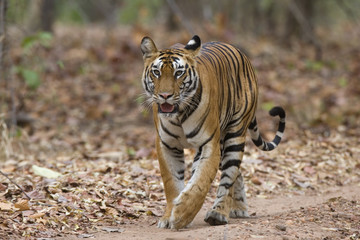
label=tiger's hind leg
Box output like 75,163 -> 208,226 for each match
204,134 -> 245,225
229,171 -> 249,218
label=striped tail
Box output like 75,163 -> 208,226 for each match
248,106 -> 286,151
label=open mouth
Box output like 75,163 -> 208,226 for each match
159,103 -> 178,114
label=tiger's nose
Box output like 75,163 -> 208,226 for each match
159,92 -> 173,99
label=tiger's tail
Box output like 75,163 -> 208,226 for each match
248,106 -> 286,151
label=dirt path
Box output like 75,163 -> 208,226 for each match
59,184 -> 360,240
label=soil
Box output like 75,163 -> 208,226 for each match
59,184 -> 360,240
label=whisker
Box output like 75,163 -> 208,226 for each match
140,99 -> 154,112
137,93 -> 154,112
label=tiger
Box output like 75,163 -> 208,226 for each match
140,35 -> 286,229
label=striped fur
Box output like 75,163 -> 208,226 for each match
140,35 -> 286,229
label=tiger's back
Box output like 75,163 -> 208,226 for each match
197,41 -> 258,133
140,35 -> 285,229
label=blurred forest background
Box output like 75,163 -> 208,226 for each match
0,0 -> 360,238
1,0 -> 360,145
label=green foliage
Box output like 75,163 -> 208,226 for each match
21,69 -> 41,90
21,32 -> 53,51
261,101 -> 275,112
57,61 -> 65,70
13,32 -> 53,90
14,67 -> 41,90
127,147 -> 136,157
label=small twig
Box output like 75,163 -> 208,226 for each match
0,170 -> 32,200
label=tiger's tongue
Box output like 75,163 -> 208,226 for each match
160,103 -> 175,113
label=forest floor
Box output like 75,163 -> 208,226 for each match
60,184 -> 360,240
0,25 -> 360,239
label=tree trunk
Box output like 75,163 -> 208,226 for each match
284,0 -> 315,41
40,0 -> 55,32
284,0 -> 322,59
27,0 -> 56,33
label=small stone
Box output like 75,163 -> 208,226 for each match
275,224 -> 287,231
251,177 -> 263,185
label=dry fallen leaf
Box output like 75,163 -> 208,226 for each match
29,212 -> 45,219
293,178 -> 311,188
32,165 -> 62,179
0,202 -> 18,211
0,183 -> 7,191
14,199 -> 30,211
22,210 -> 36,217
106,207 -> 118,216
303,166 -> 316,175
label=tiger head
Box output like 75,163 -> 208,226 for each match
140,35 -> 201,116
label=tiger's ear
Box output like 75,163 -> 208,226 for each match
141,37 -> 158,59
185,35 -> 201,56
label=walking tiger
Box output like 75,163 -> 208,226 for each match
140,35 -> 286,229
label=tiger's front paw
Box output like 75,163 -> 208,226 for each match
158,217 -> 171,228
204,210 -> 228,225
169,192 -> 201,229
169,200 -> 193,229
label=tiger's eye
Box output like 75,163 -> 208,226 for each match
153,70 -> 160,77
175,70 -> 184,78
